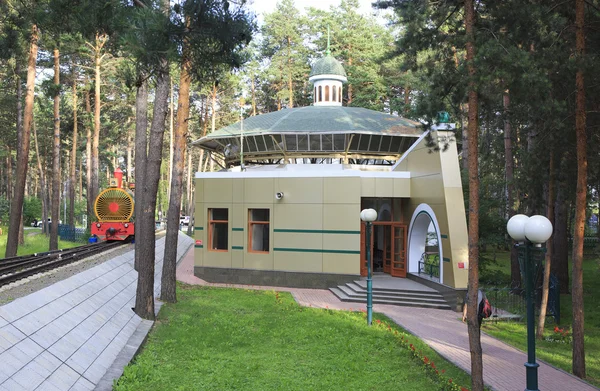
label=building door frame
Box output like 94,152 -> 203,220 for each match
360,221 -> 407,277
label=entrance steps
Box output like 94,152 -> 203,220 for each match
329,279 -> 451,310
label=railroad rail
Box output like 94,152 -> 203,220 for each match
0,241 -> 128,288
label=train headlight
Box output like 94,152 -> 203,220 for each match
96,223 -> 101,228
124,223 -> 129,228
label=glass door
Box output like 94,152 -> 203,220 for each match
390,223 -> 407,277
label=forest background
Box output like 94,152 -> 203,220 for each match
0,0 -> 599,386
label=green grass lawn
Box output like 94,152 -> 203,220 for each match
481,250 -> 600,387
0,227 -> 83,258
115,285 -> 473,391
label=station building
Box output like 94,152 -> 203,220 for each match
191,49 -> 469,298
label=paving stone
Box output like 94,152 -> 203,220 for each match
0,315 -> 7,328
14,337 -> 44,359
69,376 -> 95,391
30,351 -> 62,377
34,380 -> 63,391
11,363 -> 46,389
44,364 -> 80,391
0,378 -> 27,391
48,337 -> 80,363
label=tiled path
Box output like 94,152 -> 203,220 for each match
177,249 -> 599,391
0,233 -> 193,391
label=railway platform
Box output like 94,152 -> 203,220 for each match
0,233 -> 194,391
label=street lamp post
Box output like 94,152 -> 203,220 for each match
360,208 -> 377,325
507,214 -> 553,391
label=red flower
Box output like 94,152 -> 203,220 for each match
430,362 -> 436,369
376,319 -> 381,324
461,387 -> 469,391
441,369 -> 446,374
410,344 -> 415,351
423,356 -> 429,364
554,326 -> 559,332
449,379 -> 453,383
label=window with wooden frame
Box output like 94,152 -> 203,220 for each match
318,85 -> 322,102
325,85 -> 330,101
208,208 -> 228,251
248,209 -> 270,253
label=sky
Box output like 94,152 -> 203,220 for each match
248,0 -> 381,22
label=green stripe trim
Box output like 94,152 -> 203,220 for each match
195,245 -> 204,248
232,246 -> 244,250
274,229 -> 360,235
232,228 -> 244,232
441,234 -> 448,239
195,227 -> 204,231
443,257 -> 451,263
274,247 -> 360,254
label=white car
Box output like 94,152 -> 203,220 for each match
180,216 -> 190,226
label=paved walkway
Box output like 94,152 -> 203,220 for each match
0,233 -> 194,391
177,249 -> 599,391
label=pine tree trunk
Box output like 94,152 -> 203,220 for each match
161,26 -> 191,303
465,1 -> 484,390
211,83 -> 217,132
69,64 -> 78,228
572,0 -> 586,377
91,35 -> 105,218
134,77 -> 148,272
168,78 -> 174,203
85,88 -> 93,229
135,0 -> 171,317
551,179 -> 570,293
50,48 -> 61,250
287,36 -> 293,108
251,77 -> 257,116
6,25 -> 37,258
537,152 -> 555,339
503,90 -> 520,290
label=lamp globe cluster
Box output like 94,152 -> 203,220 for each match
507,214 -> 553,244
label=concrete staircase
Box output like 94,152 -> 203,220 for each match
330,279 -> 451,310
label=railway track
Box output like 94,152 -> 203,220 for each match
0,241 -> 127,288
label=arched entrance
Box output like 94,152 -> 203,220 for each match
408,204 -> 443,283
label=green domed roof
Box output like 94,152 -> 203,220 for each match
309,54 -> 347,78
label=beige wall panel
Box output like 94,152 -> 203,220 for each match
375,178 -> 394,197
405,144 -> 441,176
244,178 -> 274,204
233,179 -> 244,204
276,177 -> 323,204
274,204 -> 323,230
232,231 -> 244,248
194,247 -> 203,267
393,179 -> 411,198
204,250 -> 232,268
324,177 -> 360,204
323,234 -> 360,252
195,178 -> 204,203
274,251 -> 322,273
322,253 -> 360,275
323,204 -> 360,231
204,178 -> 233,203
231,204 -> 244,231
231,249 -> 244,268
410,175 -> 445,202
444,187 -> 469,288
361,177 -> 375,197
274,232 -> 323,250
438,137 -> 463,188
244,252 -> 274,270
194,205 -> 205,231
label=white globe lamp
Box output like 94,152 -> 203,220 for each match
507,214 -> 529,242
360,208 -> 377,222
524,215 -> 553,245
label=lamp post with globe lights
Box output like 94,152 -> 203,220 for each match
360,208 -> 377,325
507,214 -> 553,391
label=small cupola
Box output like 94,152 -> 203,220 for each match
309,28 -> 347,107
